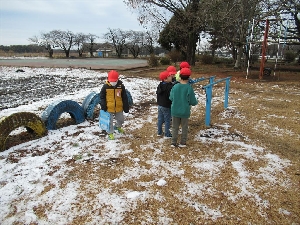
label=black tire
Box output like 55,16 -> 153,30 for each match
0,112 -> 47,151
82,92 -> 100,119
263,68 -> 271,77
41,100 -> 85,130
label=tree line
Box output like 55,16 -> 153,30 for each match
0,45 -> 46,54
25,29 -> 158,59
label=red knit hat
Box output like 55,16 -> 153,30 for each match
180,68 -> 191,76
108,70 -> 119,82
159,71 -> 169,81
180,61 -> 190,69
166,66 -> 177,75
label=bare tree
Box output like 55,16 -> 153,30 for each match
124,0 -> 205,65
73,33 -> 88,57
85,33 -> 99,57
49,30 -> 75,58
144,30 -> 156,55
126,30 -> 144,58
29,33 -> 54,58
104,28 -> 127,58
278,0 -> 300,42
202,0 -> 281,68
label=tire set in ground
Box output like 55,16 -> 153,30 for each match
0,112 -> 47,151
0,90 -> 133,151
0,93 -> 100,151
41,99 -> 86,130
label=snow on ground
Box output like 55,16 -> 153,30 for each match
0,66 -> 293,224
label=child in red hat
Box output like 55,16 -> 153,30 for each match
166,65 -> 177,83
169,67 -> 198,147
175,61 -> 190,81
100,70 -> 129,140
156,70 -> 174,138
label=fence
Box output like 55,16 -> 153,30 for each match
202,77 -> 231,126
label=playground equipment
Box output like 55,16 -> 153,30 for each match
246,18 -> 295,80
41,100 -> 86,130
0,112 -> 47,151
82,92 -> 101,120
0,75 -> 233,150
0,89 -> 134,151
202,77 -> 231,127
184,75 -> 232,127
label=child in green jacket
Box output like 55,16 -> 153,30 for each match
169,67 -> 198,147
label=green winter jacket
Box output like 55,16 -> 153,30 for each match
169,83 -> 198,118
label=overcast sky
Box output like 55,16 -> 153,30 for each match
0,0 -> 143,46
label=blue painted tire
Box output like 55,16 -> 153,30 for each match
41,100 -> 85,130
82,92 -> 100,119
0,112 -> 47,151
126,89 -> 133,107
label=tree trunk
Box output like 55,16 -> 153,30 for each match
46,45 -> 53,58
212,49 -> 215,58
48,49 -> 53,58
234,46 -> 243,68
186,32 -> 198,66
65,50 -> 70,58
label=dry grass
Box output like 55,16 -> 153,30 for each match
124,64 -> 300,160
120,64 -> 300,223
2,63 -> 300,224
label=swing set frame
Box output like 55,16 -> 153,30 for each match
246,18 -> 296,80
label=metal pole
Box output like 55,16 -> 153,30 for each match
205,85 -> 213,127
259,19 -> 269,80
246,19 -> 255,79
224,78 -> 230,108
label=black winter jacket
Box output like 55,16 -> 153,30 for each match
156,82 -> 174,108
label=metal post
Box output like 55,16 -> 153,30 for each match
209,76 -> 215,85
205,85 -> 213,127
247,19 -> 255,79
202,77 -> 231,127
224,78 -> 230,108
259,19 -> 269,80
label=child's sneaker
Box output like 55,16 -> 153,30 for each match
179,143 -> 186,148
108,133 -> 115,140
115,127 -> 124,134
164,134 -> 172,139
171,143 -> 178,147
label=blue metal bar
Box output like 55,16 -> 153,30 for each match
205,85 -> 213,127
224,78 -> 231,108
209,76 -> 215,85
189,76 -> 215,85
202,77 -> 231,126
202,77 -> 231,89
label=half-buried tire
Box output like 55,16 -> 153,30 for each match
0,112 -> 47,151
82,92 -> 100,120
41,100 -> 85,130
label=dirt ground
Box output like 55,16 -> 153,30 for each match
1,60 -> 300,224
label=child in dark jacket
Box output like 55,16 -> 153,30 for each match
100,70 -> 129,140
156,70 -> 174,138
